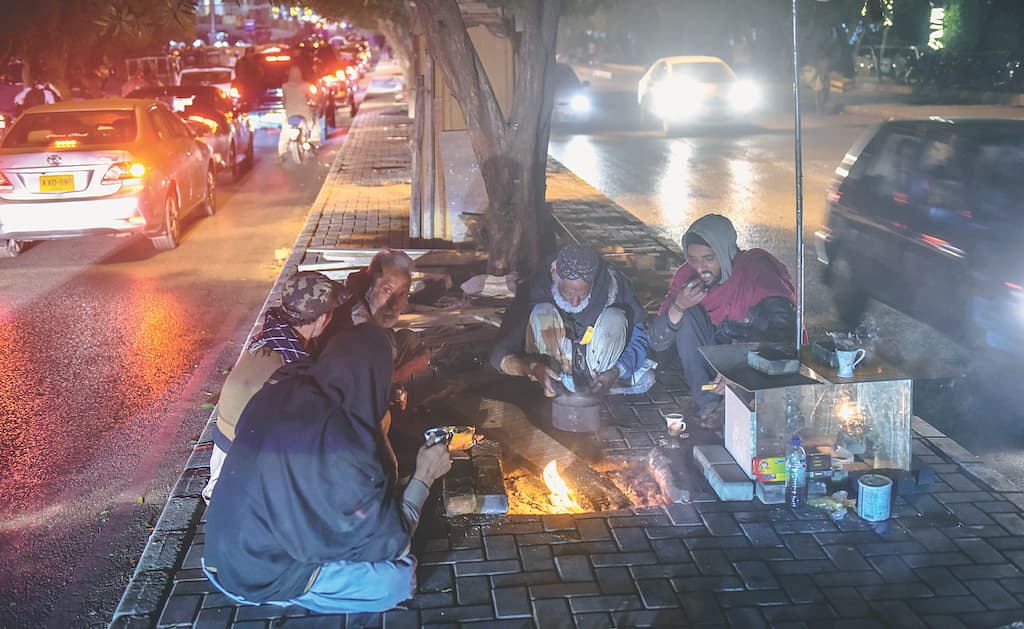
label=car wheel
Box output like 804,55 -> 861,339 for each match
831,251 -> 868,327
0,238 -> 25,258
201,168 -> 217,217
150,193 -> 181,251
245,134 -> 255,168
229,143 -> 240,182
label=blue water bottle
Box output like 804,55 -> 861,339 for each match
786,436 -> 807,508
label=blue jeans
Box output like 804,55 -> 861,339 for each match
202,555 -> 417,614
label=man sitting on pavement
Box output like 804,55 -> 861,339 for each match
202,323 -> 452,614
490,244 -> 654,397
203,271 -> 343,503
649,214 -> 796,429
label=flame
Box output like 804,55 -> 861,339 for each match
542,460 -> 583,513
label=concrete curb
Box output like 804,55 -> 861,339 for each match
108,129 -> 355,628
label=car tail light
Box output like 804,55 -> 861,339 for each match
308,84 -> 318,95
826,185 -> 841,205
102,162 -> 147,183
229,86 -> 240,99
265,54 -> 291,63
187,115 -> 219,134
0,171 -> 12,193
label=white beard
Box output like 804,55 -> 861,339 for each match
551,280 -> 590,314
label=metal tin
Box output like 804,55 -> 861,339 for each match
856,473 -> 892,522
423,427 -> 452,447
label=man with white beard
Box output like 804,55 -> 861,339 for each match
491,245 -> 654,397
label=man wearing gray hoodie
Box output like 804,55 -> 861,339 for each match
278,65 -> 320,161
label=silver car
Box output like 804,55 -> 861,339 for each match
0,98 -> 216,257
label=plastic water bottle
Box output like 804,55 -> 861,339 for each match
786,436 -> 807,508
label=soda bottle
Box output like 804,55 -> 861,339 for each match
786,436 -> 807,508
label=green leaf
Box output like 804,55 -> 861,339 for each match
200,402 -> 215,410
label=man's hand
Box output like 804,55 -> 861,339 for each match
589,366 -> 621,396
413,441 -> 452,487
529,361 -> 562,398
710,372 -> 726,396
673,279 -> 707,312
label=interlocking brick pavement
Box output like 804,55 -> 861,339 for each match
112,93 -> 1024,629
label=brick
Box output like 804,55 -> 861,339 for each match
740,522 -> 784,547
156,594 -> 202,626
483,535 -> 518,561
518,545 -> 553,572
611,526 -> 651,552
528,582 -> 601,599
715,589 -> 789,608
630,563 -> 700,579
515,532 -> 580,546
456,576 -> 491,605
773,520 -> 838,534
453,559 -> 521,577
417,565 -> 454,593
574,517 -> 611,541
950,563 -> 1022,580
419,605 -> 494,624
856,541 -> 927,556
821,544 -> 872,572
573,612 -> 615,629
664,503 -> 702,526
443,460 -> 477,516
191,606 -> 232,629
691,550 -> 735,576
733,561 -> 779,590
568,594 -> 643,613
822,586 -> 870,618
723,547 -> 792,561
783,535 -> 827,560
866,601 -> 926,628
867,555 -> 917,583
964,580 -> 1019,610
993,513 -> 1024,536
636,579 -> 678,609
812,571 -> 885,588
382,609 -> 422,629
419,548 -> 484,565
857,582 -> 934,600
590,551 -> 658,567
550,541 -> 617,556
770,560 -> 835,575
649,538 -> 690,564
490,571 -> 559,588
723,607 -> 769,628
953,538 -> 1006,565
760,603 -> 838,623
778,574 -> 825,604
541,514 -> 576,531
908,595 -> 986,614
901,552 -> 971,568
685,535 -> 752,550
907,528 -> 957,552
554,555 -> 593,582
492,586 -> 531,618
911,567 -> 969,596
701,512 -> 742,537
607,513 -> 672,528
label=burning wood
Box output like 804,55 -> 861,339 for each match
542,461 -> 583,513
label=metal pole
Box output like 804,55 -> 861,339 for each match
791,0 -> 805,352
209,0 -> 217,43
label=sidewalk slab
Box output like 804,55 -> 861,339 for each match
113,84 -> 1024,629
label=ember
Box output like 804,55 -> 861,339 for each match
542,461 -> 583,513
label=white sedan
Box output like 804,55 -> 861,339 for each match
638,55 -> 760,134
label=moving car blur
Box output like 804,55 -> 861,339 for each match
0,98 -> 216,257
126,85 -> 254,181
179,66 -> 238,100
817,118 -> 1024,354
552,63 -> 592,126
637,55 -> 760,134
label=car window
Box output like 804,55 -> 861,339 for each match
670,61 -> 733,82
650,62 -> 666,82
159,108 -> 191,138
181,70 -> 233,85
916,132 -> 967,213
972,141 -> 1024,222
855,129 -> 925,207
3,110 -> 137,148
148,107 -> 176,141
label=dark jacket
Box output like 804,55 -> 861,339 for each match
489,255 -> 649,383
203,324 -> 413,602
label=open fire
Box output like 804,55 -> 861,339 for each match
542,461 -> 583,513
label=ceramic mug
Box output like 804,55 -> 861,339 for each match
836,348 -> 866,378
664,413 -> 687,437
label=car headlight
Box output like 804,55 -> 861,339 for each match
653,78 -> 702,119
729,80 -> 760,112
569,94 -> 591,114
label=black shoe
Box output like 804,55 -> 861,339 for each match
696,400 -> 724,430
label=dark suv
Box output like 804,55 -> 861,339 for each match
816,118 -> 1024,351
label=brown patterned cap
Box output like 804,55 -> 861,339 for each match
280,271 -> 344,324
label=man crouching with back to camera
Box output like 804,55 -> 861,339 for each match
201,323 -> 451,613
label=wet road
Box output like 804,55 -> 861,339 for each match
549,99 -> 1024,489
0,127 -> 343,628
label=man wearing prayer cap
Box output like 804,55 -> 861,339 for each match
649,214 -> 797,429
491,244 -> 654,397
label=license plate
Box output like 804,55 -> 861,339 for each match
39,174 -> 75,193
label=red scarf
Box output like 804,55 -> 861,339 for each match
659,249 -> 796,326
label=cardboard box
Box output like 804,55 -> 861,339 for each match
752,457 -> 787,482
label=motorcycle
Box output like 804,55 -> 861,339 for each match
283,114 -> 313,164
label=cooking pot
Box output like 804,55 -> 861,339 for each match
552,393 -> 603,432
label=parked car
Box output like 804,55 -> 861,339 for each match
0,98 -> 216,257
816,118 -> 1024,352
127,85 -> 254,182
637,55 -> 760,134
552,63 -> 592,126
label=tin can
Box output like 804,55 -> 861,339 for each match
856,474 -> 892,522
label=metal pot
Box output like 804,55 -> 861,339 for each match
552,393 -> 603,432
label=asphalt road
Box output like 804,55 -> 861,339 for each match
0,126 -> 344,629
549,93 -> 1024,489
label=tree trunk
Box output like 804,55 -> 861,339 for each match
411,0 -> 562,276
